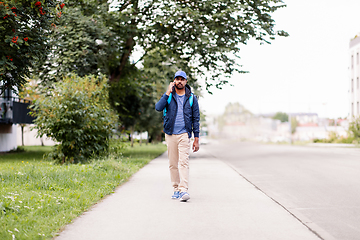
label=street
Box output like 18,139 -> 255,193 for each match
201,141 -> 360,240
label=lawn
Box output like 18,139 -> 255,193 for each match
0,143 -> 167,240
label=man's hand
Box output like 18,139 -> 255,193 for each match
166,82 -> 175,96
192,137 -> 199,152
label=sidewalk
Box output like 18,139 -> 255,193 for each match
55,149 -> 320,240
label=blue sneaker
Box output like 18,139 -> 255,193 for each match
171,191 -> 180,199
179,192 -> 190,202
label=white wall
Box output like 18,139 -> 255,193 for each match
0,124 -> 17,152
16,124 -> 56,146
349,37 -> 360,119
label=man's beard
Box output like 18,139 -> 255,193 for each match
175,83 -> 185,89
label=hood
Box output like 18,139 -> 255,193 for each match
185,84 -> 192,97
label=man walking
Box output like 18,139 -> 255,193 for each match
155,70 -> 200,202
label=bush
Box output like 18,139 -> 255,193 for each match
31,74 -> 117,164
8,146 -> 25,153
108,138 -> 126,157
313,131 -> 355,144
349,118 -> 360,140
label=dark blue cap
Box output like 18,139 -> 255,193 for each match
174,70 -> 187,80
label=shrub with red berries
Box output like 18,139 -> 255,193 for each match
11,36 -> 18,44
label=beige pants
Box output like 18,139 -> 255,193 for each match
165,133 -> 190,192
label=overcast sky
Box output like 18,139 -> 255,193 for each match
199,0 -> 360,119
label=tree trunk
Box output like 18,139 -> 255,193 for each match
21,125 -> 24,146
130,125 -> 134,147
139,132 -> 142,146
109,0 -> 138,83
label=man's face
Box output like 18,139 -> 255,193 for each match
174,76 -> 187,89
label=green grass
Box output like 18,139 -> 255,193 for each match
0,143 -> 167,240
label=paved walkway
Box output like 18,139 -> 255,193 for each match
56,148 -> 321,240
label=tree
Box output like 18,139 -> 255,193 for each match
273,112 -> 288,122
349,118 -> 360,141
109,69 -> 141,126
0,0 -> 63,93
38,0 -> 115,83
134,82 -> 161,145
40,0 -> 288,92
108,0 -> 288,92
30,74 -> 117,164
109,65 -> 164,146
290,115 -> 297,135
29,0 -> 288,144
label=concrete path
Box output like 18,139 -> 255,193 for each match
55,149 -> 321,240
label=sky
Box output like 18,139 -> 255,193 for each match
199,0 -> 360,119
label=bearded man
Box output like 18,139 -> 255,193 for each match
155,70 -> 200,202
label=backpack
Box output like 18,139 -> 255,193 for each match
163,93 -> 194,117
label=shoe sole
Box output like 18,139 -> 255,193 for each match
179,195 -> 190,202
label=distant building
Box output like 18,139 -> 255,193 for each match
222,102 -> 252,125
349,36 -> 360,119
291,112 -> 318,126
0,87 -> 38,152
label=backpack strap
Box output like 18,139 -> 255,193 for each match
163,93 -> 172,117
163,93 -> 193,117
189,93 -> 194,107
168,93 -> 173,104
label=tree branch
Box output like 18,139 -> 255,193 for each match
109,0 -> 139,82
132,51 -> 148,66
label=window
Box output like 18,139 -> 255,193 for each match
357,53 -> 359,65
358,77 -> 359,89
352,79 -> 354,92
352,55 -> 354,69
352,102 -> 354,116
358,102 -> 359,116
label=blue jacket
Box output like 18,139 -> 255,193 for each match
155,84 -> 200,138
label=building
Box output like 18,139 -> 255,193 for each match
349,35 -> 360,119
0,88 -> 35,152
291,112 -> 319,126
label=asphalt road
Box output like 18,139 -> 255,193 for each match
202,141 -> 360,240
